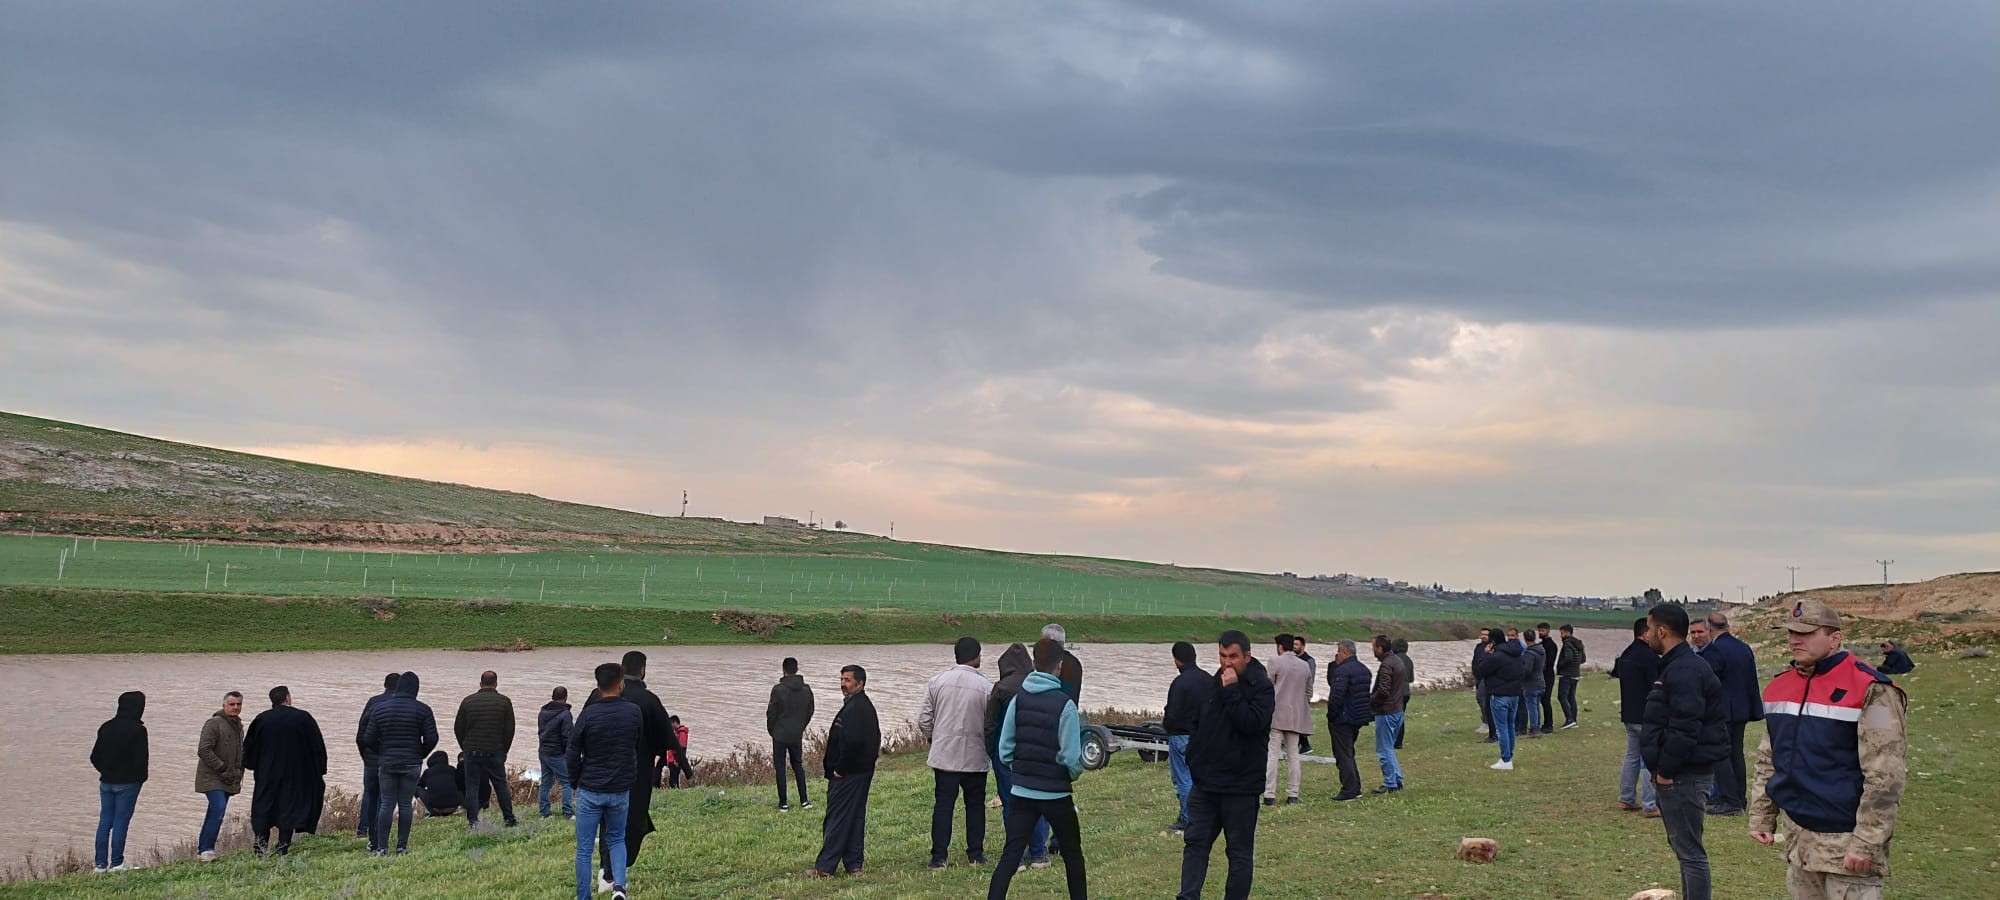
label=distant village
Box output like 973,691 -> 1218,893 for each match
1275,571 -> 1736,612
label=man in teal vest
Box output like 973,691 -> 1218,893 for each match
986,637 -> 1086,899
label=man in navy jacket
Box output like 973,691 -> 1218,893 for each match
1323,641 -> 1373,801
1702,612 -> 1763,816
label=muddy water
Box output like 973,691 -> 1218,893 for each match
0,629 -> 1626,864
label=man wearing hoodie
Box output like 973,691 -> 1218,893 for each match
766,657 -> 815,812
920,636 -> 994,869
1178,630 -> 1276,900
1263,634 -> 1312,806
571,662 -> 642,900
538,686 -> 575,819
89,690 -> 148,873
359,672 -> 439,855
194,691 -> 245,861
1324,641 -> 1372,802
810,664 -> 881,878
986,637 -> 1088,899
1164,641 -> 1210,831
243,686 -> 327,857
1475,626 -> 1527,770
1392,638 -> 1415,750
354,672 -> 398,843
1521,627 -> 1549,738
987,643 -> 1050,864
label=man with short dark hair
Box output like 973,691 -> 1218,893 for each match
1263,633 -> 1311,806
538,685 -> 575,819
354,672 -> 399,844
455,669 -> 518,828
1535,624 -> 1560,735
1164,641 -> 1209,831
768,656 -> 815,812
360,672 -> 437,855
1703,611 -> 1763,816
1369,635 -> 1408,792
1324,640 -> 1371,801
920,636 -> 993,868
986,638 -> 1088,899
1555,625 -> 1585,730
602,651 -> 678,893
1640,603 -> 1729,900
1750,600 -> 1907,899
194,691 -> 245,861
810,665 -> 880,878
570,663 -> 640,900
1611,618 -> 1659,814
243,686 -> 328,858
1876,640 -> 1915,676
1521,626 -> 1548,738
1291,636 -> 1316,755
1178,630 -> 1275,900
1473,629 -> 1496,742
1391,638 -> 1415,749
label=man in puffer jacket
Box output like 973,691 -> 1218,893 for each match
1639,604 -> 1729,900
1323,641 -> 1372,801
1474,629 -> 1527,770
1555,625 -> 1586,729
1178,631 -> 1275,900
359,672 -> 438,855
538,686 -> 575,819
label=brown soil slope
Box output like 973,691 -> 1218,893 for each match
1770,572 -> 2000,623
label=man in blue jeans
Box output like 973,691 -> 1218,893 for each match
1475,626 -> 1527,771
1369,635 -> 1408,792
358,672 -> 438,856
1163,641 -> 1209,831
571,662 -> 642,900
1611,617 -> 1661,815
353,673 -> 398,843
538,686 -> 576,818
89,691 -> 148,873
194,691 -> 245,861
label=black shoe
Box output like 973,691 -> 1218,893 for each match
1169,821 -> 1188,833
1707,805 -> 1745,816
1283,796 -> 1301,805
1481,737 -> 1499,744
1332,793 -> 1360,802
1371,784 -> 1402,794
1262,797 -> 1276,807
927,858 -> 947,870
968,854 -> 989,866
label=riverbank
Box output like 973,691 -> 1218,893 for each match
0,587 -> 1492,654
7,648 -> 1993,898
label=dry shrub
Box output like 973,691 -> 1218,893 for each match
457,597 -> 508,609
359,595 -> 397,620
469,639 -> 536,652
711,607 -> 795,638
940,613 -> 962,628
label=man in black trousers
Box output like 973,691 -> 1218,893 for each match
1639,603 -> 1729,900
1323,640 -> 1372,801
1701,611 -> 1762,816
1534,624 -> 1560,735
1177,630 -> 1275,900
808,664 -> 880,878
599,651 -> 679,894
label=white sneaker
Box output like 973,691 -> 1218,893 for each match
802,801 -> 814,810
1489,760 -> 1514,771
1475,724 -> 1489,735
197,851 -> 218,862
109,864 -> 132,872
597,876 -> 615,894
92,867 -> 108,874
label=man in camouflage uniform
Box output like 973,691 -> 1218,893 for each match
1749,599 -> 1906,899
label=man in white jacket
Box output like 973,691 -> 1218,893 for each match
919,636 -> 994,869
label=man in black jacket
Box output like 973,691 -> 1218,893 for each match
89,691 -> 147,872
1324,640 -> 1372,801
354,672 -> 398,842
1163,641 -> 1210,831
1555,626 -> 1585,729
1391,638 -> 1415,749
1877,640 -> 1915,675
360,671 -> 439,855
1473,628 -> 1526,770
1702,612 -> 1762,816
1610,618 -> 1659,815
571,662 -> 642,900
767,657 -> 815,812
1535,624 -> 1561,735
1178,630 -> 1275,900
1472,630 -> 1496,742
1640,603 -> 1729,900
538,686 -> 575,819
810,664 -> 881,878
455,670 -> 518,828
600,651 -> 678,893
243,686 -> 327,857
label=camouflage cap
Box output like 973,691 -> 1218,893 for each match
1780,598 -> 1842,633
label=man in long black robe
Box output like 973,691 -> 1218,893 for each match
244,685 -> 328,856
598,650 -> 680,891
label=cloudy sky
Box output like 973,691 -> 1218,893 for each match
4,2 -> 1995,599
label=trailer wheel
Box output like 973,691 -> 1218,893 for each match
1137,749 -> 1161,763
1081,726 -> 1112,770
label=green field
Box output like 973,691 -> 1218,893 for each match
0,533 -> 1463,619
6,646 -> 1993,898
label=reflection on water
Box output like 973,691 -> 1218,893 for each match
0,629 -> 1625,863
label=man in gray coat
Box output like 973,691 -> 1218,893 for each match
1263,634 -> 1312,805
919,636 -> 993,868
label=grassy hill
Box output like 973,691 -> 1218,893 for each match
1763,572 -> 2000,624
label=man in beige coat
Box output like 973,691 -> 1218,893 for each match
919,636 -> 994,868
194,691 -> 245,861
1263,634 -> 1313,805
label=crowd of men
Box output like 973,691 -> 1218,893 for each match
85,603 -> 1911,898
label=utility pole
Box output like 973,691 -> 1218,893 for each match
1736,585 -> 1746,604
1785,565 -> 1800,593
889,521 -> 895,540
1876,559 -> 1895,612
680,490 -> 688,518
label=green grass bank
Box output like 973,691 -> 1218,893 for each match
0,587 -> 1494,655
7,650 -> 1994,898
